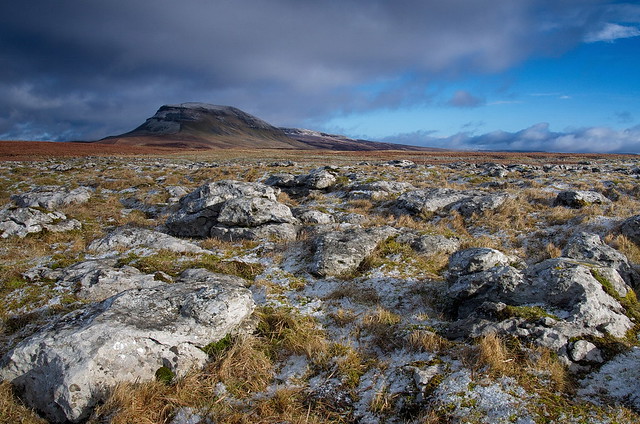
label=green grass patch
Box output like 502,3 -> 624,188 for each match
117,251 -> 264,280
498,305 -> 559,322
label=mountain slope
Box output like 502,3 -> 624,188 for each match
97,103 -> 441,151
98,103 -> 312,149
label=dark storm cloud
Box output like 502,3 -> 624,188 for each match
0,0 -> 613,140
384,123 -> 640,153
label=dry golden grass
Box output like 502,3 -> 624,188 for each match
0,381 -> 47,424
607,234 -> 640,264
93,335 -> 274,423
545,242 -> 563,259
360,307 -> 403,351
256,307 -> 329,363
406,329 -> 451,353
476,332 -> 514,375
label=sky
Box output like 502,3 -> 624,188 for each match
1,0 -> 639,153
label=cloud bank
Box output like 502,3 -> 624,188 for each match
0,0 -> 638,151
385,123 -> 640,154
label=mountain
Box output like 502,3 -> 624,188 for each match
97,102 -> 441,151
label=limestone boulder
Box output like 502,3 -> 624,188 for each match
216,196 -> 295,227
165,180 -> 294,239
89,227 -> 208,256
0,207 -> 81,238
620,214 -> 640,246
309,226 -> 397,277
0,269 -> 254,423
562,232 -> 638,289
554,190 -> 611,208
53,259 -> 168,301
396,188 -> 507,217
11,186 -> 92,210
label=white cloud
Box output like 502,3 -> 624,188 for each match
585,23 -> 640,42
383,123 -> 640,153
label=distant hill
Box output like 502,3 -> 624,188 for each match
97,103 -> 442,151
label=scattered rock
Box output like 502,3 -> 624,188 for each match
568,340 -> 603,364
396,188 -> 507,217
309,226 -> 397,277
89,227 -> 208,256
165,180 -> 295,240
562,232 -> 638,289
0,207 -> 81,238
46,259 -> 168,301
11,186 -> 92,210
348,180 -> 415,200
293,208 -> 335,224
554,190 -> 611,208
216,196 -> 295,227
0,270 -> 254,423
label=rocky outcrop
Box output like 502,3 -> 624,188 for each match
396,188 -> 508,217
89,227 -> 208,256
10,186 -> 92,210
309,227 -> 397,277
347,180 -> 415,201
396,232 -> 460,254
265,167 -> 338,192
0,207 -> 81,238
562,232 -> 639,289
32,259 -> 168,301
0,269 -> 254,423
447,248 -> 634,360
166,180 -> 296,240
554,190 -> 611,208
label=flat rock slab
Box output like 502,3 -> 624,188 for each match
0,270 -> 254,423
310,226 -> 397,277
554,190 -> 611,208
89,226 -> 208,256
11,186 -> 92,210
0,207 -> 81,238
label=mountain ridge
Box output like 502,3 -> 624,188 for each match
97,103 -> 443,151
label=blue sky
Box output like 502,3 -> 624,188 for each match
1,1 -> 639,152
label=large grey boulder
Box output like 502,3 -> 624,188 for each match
89,227 -> 208,256
210,222 -> 297,241
447,250 -> 634,355
0,269 -> 254,423
554,190 -> 611,208
348,181 -> 416,201
0,207 -> 81,238
216,196 -> 295,227
562,232 -> 638,289
396,233 -> 460,255
454,192 -> 510,218
447,248 -> 518,277
53,259 -> 168,301
396,188 -> 470,215
11,186 -> 92,210
309,226 -> 397,277
396,188 -> 507,217
265,168 -> 338,190
165,180 -> 295,239
578,347 -> 640,411
295,168 -> 337,190
293,208 -> 334,225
